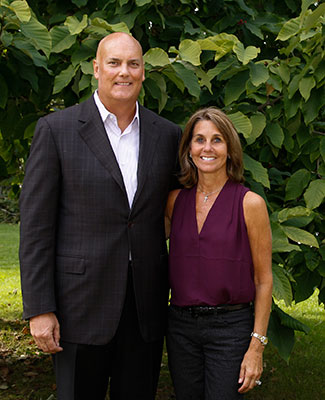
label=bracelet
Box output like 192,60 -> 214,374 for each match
251,332 -> 268,346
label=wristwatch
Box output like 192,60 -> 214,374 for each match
251,332 -> 268,346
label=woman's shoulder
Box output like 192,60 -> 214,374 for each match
243,190 -> 269,227
243,190 -> 266,208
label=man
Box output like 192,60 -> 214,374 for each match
19,32 -> 181,400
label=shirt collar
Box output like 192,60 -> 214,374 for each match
94,90 -> 139,127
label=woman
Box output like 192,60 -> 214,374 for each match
165,107 -> 273,399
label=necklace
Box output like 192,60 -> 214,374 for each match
198,186 -> 222,203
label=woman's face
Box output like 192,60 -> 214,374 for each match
190,120 -> 228,177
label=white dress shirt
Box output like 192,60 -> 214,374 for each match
94,91 -> 139,208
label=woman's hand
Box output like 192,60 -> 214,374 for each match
237,345 -> 263,393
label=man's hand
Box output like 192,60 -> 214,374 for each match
30,312 -> 63,354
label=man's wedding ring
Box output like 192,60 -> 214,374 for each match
255,379 -> 262,386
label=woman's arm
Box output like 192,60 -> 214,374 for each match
238,191 -> 273,394
165,189 -> 181,239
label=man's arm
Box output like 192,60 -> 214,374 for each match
19,117 -> 62,352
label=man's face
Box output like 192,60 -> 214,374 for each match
93,34 -> 145,107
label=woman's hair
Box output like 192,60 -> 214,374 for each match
179,107 -> 244,187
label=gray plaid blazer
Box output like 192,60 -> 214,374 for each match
19,95 -> 181,345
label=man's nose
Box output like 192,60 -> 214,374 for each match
119,63 -> 129,76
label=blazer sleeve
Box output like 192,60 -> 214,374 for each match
169,126 -> 182,191
19,117 -> 61,319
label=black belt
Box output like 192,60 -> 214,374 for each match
171,303 -> 251,317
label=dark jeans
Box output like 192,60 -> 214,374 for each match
53,268 -> 164,400
167,305 -> 254,400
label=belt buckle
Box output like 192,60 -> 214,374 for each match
191,306 -> 214,317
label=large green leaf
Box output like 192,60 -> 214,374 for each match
287,74 -> 301,99
146,72 -> 167,113
12,38 -> 51,72
271,221 -> 301,253
207,57 -> 236,81
50,26 -> 77,53
198,33 -> 238,61
0,74 -> 8,109
285,169 -> 311,201
268,308 -> 295,362
20,17 -> 51,59
179,39 -> 201,66
227,112 -> 252,139
246,113 -> 266,145
53,65 -> 77,94
278,206 -> 313,223
71,43 -> 96,67
243,153 -> 270,188
299,76 -> 315,101
273,303 -> 310,334
86,18 -> 129,36
80,61 -> 93,75
282,225 -> 319,248
136,0 -> 151,5
294,270 -> 322,303
71,0 -> 88,6
301,87 -> 325,125
162,68 -> 185,92
172,62 -> 200,98
320,137 -> 325,162
64,14 -> 88,35
266,122 -> 284,149
276,16 -> 301,41
10,0 -> 31,23
304,179 -> 325,210
272,264 -> 293,305
233,42 -> 260,65
224,70 -> 249,106
303,3 -> 325,31
249,62 -> 269,87
269,63 -> 290,84
301,0 -> 316,14
245,21 -> 263,40
284,92 -> 301,120
144,48 -> 170,67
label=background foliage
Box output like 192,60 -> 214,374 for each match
0,0 -> 324,360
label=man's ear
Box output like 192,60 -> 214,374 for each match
93,59 -> 99,79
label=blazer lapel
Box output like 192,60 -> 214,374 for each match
132,106 -> 160,208
77,97 -> 127,196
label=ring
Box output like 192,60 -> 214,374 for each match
255,380 -> 262,386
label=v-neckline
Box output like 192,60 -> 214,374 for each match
194,179 -> 229,236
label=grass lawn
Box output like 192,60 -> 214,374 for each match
1,223 -> 325,399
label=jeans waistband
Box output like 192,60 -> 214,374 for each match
170,303 -> 252,317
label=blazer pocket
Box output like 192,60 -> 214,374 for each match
56,255 -> 86,275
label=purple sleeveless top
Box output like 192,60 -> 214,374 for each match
169,179 -> 255,306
